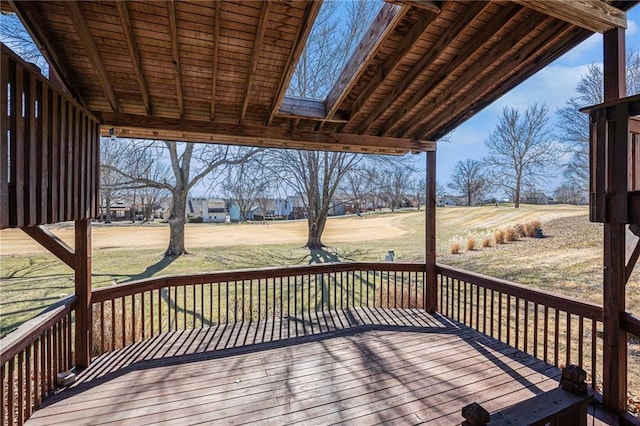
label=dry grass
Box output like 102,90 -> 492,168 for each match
451,241 -> 461,254
505,227 -> 519,241
482,237 -> 493,248
466,237 -> 476,251
494,229 -> 506,244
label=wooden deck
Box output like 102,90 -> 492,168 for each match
27,308 -> 586,425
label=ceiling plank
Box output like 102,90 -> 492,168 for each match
211,1 -> 220,120
512,0 -> 626,33
240,2 -> 270,123
324,3 -> 410,119
384,3 -> 524,136
418,18 -> 574,140
384,0 -> 441,14
267,0 -> 323,126
167,0 -> 184,118
352,1 -> 489,135
116,2 -> 152,115
100,112 -> 435,154
7,1 -> 88,108
347,10 -> 438,123
66,1 -> 120,112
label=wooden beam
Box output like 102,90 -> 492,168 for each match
240,2 -> 270,123
279,96 -> 348,122
414,15 -> 567,140
324,3 -> 409,119
384,3 -> 524,137
100,112 -> 435,154
512,0 -> 626,33
22,225 -> 75,269
66,1 -> 119,113
74,219 -> 92,369
116,2 -> 152,115
167,0 -> 184,118
425,150 -> 437,312
211,1 -> 220,120
353,1 -> 489,135
267,0 -> 323,126
384,0 -> 441,14
7,1 -> 87,108
626,227 -> 640,282
348,10 -> 437,123
601,26 -> 627,415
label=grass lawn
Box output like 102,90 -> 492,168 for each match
1,204 -> 638,337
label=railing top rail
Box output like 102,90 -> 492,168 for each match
623,312 -> 640,339
91,262 -> 427,303
436,263 -> 603,321
0,294 -> 76,364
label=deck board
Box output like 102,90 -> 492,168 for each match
27,308 -> 568,425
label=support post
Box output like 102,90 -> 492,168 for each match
425,150 -> 437,312
601,27 -> 627,414
74,218 -> 92,369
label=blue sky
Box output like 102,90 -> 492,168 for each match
435,6 -> 639,192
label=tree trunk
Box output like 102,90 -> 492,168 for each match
514,175 -> 521,208
166,191 -> 188,256
105,190 -> 112,223
306,214 -> 327,249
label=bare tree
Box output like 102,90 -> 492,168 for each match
223,155 -> 270,222
340,167 -> 378,215
386,165 -> 414,212
557,49 -> 640,190
273,149 -> 360,249
484,104 -> 557,208
448,159 -> 490,206
553,182 -> 584,205
104,140 -> 257,256
412,177 -> 426,210
275,0 -> 377,249
0,12 -> 48,73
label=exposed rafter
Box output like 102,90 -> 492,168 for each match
100,112 -> 435,155
384,3 -> 524,137
7,0 -> 87,108
240,2 -> 270,123
324,3 -> 409,120
116,2 -> 152,115
211,1 -> 220,120
384,0 -> 441,14
67,1 -> 120,112
267,0 -> 323,126
353,1 -> 489,135
347,10 -> 437,122
513,0 -> 626,33
278,97 -> 347,123
421,17 -> 572,140
167,0 -> 184,118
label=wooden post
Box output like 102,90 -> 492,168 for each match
425,150 -> 437,312
74,218 -> 92,369
602,27 -> 627,414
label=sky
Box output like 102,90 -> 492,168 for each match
434,7 -> 640,193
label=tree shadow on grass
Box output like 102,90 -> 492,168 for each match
305,248 -> 370,264
122,255 -> 178,283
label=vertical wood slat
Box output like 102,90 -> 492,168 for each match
2,46 -> 99,229
1,49 -> 11,228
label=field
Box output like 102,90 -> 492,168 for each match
1,205 -> 638,337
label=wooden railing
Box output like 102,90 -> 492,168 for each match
0,295 -> 75,426
90,262 -> 426,357
436,264 -> 604,390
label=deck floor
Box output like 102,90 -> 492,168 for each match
27,308 -> 593,425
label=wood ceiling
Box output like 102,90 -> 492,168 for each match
4,0 -> 637,154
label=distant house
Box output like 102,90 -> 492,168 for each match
187,197 -> 227,223
437,195 -> 464,207
98,200 -> 133,221
521,192 -> 549,205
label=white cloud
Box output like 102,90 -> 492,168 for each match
628,18 -> 637,36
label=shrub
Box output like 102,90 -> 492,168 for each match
515,223 -> 527,237
494,230 -> 505,244
526,220 -> 542,237
466,237 -> 476,251
482,237 -> 492,248
450,241 -> 461,254
506,226 -> 519,241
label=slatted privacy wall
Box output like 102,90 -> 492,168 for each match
1,44 -> 99,229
